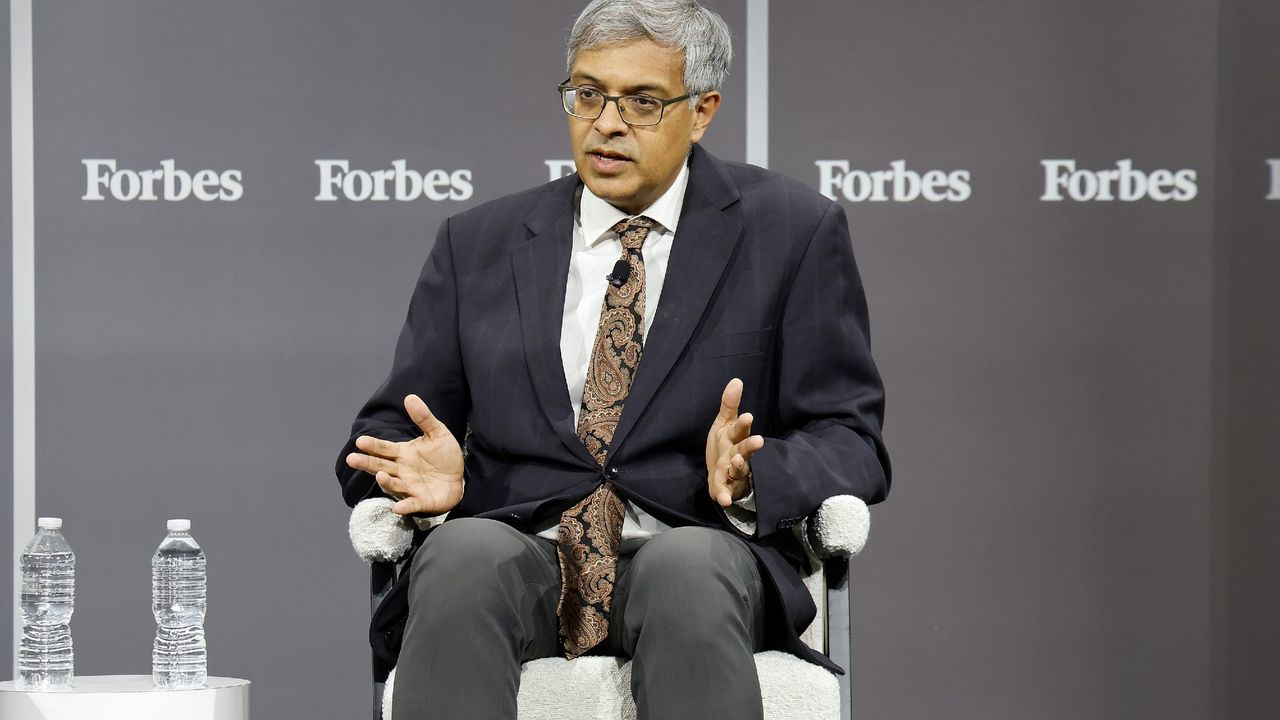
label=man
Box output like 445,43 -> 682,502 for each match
337,1 -> 889,718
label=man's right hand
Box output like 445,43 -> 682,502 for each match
345,394 -> 465,516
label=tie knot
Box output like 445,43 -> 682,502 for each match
610,216 -> 655,251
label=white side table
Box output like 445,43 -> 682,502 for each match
0,675 -> 249,720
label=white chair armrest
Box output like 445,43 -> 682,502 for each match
806,495 -> 870,559
349,497 -> 445,564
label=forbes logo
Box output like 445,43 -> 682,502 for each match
546,160 -> 577,181
816,160 -> 971,202
1040,159 -> 1197,202
82,159 -> 243,201
1267,159 -> 1280,200
315,160 -> 473,202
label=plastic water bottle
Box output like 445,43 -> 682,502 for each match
152,518 -> 208,689
18,517 -> 76,691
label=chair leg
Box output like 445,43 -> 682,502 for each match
372,563 -> 397,719
826,559 -> 852,720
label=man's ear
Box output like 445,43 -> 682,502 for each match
689,91 -> 721,143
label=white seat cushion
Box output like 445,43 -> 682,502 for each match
383,651 -> 839,720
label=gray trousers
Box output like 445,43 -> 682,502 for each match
392,518 -> 767,720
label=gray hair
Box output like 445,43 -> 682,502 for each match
567,0 -> 734,98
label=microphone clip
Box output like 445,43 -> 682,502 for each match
606,258 -> 631,288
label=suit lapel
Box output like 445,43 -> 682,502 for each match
512,180 -> 599,468
609,146 -> 743,458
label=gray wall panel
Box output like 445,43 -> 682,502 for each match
769,2 -> 1216,719
1215,1 -> 1280,718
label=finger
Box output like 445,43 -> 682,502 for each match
728,453 -> 757,485
716,378 -> 743,423
707,466 -> 731,508
716,489 -> 733,508
723,455 -> 755,504
712,470 -> 734,507
718,459 -> 749,508
392,494 -> 442,517
404,394 -> 447,438
374,470 -> 403,496
736,434 -> 765,461
355,435 -> 401,461
346,451 -> 399,477
392,496 -> 427,516
725,412 -> 754,444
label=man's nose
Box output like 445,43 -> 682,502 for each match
592,99 -> 630,136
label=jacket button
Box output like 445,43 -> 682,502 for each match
605,466 -> 618,480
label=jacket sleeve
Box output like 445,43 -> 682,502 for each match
334,218 -> 471,507
747,200 -> 891,539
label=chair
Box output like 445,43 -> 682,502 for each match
349,494 -> 870,720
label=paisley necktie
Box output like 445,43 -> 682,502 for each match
556,215 -> 654,658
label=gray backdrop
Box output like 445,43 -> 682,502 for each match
771,2 -> 1218,719
1214,1 -> 1280,718
4,1 -> 1277,719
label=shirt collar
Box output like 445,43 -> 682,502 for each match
578,160 -> 690,248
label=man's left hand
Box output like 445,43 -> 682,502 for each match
705,378 -> 764,508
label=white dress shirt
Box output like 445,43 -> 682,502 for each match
533,162 -> 755,543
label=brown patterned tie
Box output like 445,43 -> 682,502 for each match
556,215 -> 655,658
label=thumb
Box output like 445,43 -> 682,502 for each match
404,394 -> 445,437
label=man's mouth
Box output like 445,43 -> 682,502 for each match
589,148 -> 631,160
587,149 -> 633,173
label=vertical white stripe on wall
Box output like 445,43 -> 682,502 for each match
11,0 -> 35,676
746,0 -> 768,168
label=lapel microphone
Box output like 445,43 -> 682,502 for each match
607,259 -> 631,288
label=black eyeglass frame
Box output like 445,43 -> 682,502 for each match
557,79 -> 694,126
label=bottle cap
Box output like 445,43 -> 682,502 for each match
37,517 -> 62,529
167,519 -> 191,532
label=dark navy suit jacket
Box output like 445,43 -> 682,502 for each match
337,144 -> 891,675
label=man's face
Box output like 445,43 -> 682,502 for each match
567,38 -> 721,214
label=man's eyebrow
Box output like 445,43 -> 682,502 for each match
571,73 -> 671,96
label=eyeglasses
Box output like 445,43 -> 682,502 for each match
558,80 -> 692,127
